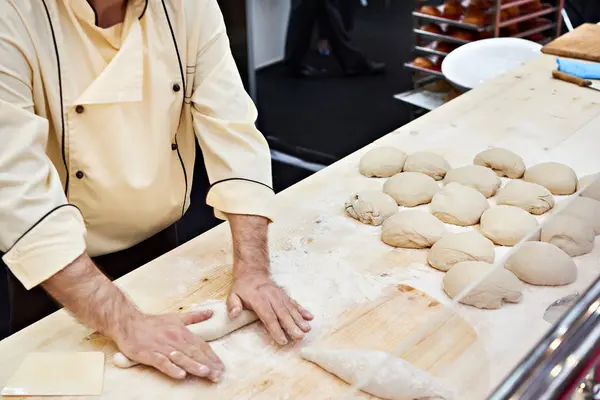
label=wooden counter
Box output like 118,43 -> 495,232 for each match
2,54 -> 600,399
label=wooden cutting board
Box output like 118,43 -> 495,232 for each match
226,285 -> 485,400
84,282 -> 484,400
542,24 -> 600,62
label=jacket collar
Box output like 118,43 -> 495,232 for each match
69,0 -> 149,26
72,18 -> 144,106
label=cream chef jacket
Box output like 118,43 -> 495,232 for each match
0,0 -> 274,289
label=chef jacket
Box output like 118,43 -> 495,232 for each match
0,0 -> 274,289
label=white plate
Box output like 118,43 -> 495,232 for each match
441,38 -> 542,91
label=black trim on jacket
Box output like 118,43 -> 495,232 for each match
161,0 -> 189,218
6,204 -> 81,253
40,0 -> 70,195
209,178 -> 274,192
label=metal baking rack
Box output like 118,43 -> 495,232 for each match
396,0 -> 565,119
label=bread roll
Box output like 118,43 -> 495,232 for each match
420,5 -> 442,17
434,42 -> 454,53
448,28 -> 474,41
442,1 -> 464,20
412,57 -> 435,69
421,24 -> 444,35
462,13 -> 485,26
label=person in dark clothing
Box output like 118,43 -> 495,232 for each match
317,0 -> 356,55
285,0 -> 385,78
322,0 -> 356,35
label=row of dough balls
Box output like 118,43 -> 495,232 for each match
353,146 -> 600,253
359,146 -> 582,197
348,147 -> 600,310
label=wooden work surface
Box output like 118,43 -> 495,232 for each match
2,54 -> 600,399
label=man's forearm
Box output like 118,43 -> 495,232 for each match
227,214 -> 269,277
42,253 -> 141,338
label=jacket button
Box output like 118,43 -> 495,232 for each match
172,83 -> 181,93
75,105 -> 85,114
75,171 -> 84,179
171,143 -> 178,150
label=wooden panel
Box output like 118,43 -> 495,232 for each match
542,23 -> 600,62
242,285 -> 481,399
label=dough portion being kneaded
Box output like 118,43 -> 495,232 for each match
473,147 -> 526,178
541,215 -> 595,257
428,231 -> 495,272
495,180 -> 554,215
383,172 -> 439,207
344,191 -> 397,226
382,210 -> 446,249
524,162 -> 577,195
443,261 -> 523,309
113,300 -> 258,368
359,147 -> 407,178
444,165 -> 502,198
480,205 -> 540,246
430,182 -> 489,226
403,151 -> 451,180
505,242 -> 577,286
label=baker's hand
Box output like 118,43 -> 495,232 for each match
113,309 -> 224,381
227,269 -> 313,345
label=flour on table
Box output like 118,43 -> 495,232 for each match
209,213 -> 408,387
269,216 -> 393,325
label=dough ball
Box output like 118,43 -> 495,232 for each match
480,205 -> 540,246
403,151 -> 451,180
523,162 -> 577,195
560,196 -> 600,235
381,210 -> 446,249
540,215 -> 595,257
578,173 -> 600,201
359,147 -> 407,178
344,191 -> 397,226
505,242 -> 577,286
383,172 -> 439,207
444,165 -> 502,198
473,148 -> 526,178
495,180 -> 555,215
443,261 -> 523,309
428,231 -> 495,272
430,182 -> 489,226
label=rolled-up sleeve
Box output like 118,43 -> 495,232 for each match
190,0 -> 274,221
0,5 -> 86,289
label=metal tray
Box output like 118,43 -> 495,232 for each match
413,29 -> 473,45
414,2 -> 558,32
412,11 -> 487,32
394,87 -> 449,111
404,62 -> 444,77
414,45 -> 451,57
